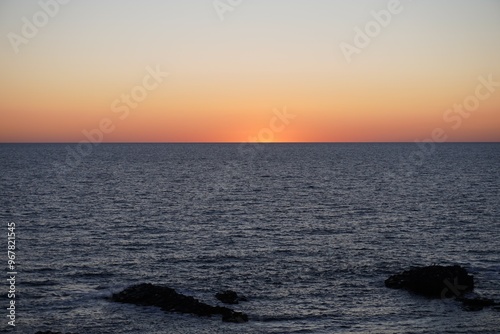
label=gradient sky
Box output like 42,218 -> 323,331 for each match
1,0 -> 499,142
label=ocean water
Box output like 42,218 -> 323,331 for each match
1,143 -> 499,334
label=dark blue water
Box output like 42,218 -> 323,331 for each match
1,143 -> 499,333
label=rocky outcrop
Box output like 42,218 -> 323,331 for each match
385,265 -> 473,297
111,283 -> 248,323
215,290 -> 248,304
385,265 -> 498,311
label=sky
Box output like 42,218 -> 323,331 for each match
0,0 -> 499,143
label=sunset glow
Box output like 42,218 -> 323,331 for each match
1,0 -> 499,142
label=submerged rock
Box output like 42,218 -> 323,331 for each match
385,265 -> 474,297
215,290 -> 248,304
457,295 -> 497,311
111,283 -> 248,323
222,311 -> 249,323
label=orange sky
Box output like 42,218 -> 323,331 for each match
1,0 -> 499,142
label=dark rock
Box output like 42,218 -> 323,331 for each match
222,311 -> 249,323
386,265 -> 498,311
215,290 -> 248,304
385,265 -> 473,298
111,283 -> 248,322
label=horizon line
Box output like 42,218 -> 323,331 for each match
1,141 -> 499,144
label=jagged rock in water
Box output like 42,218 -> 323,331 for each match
215,290 -> 248,304
385,265 -> 498,311
111,283 -> 248,323
385,265 -> 474,297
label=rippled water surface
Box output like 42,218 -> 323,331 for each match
1,143 -> 499,333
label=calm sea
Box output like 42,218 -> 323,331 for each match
1,143 -> 499,333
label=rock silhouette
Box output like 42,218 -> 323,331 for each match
385,265 -> 498,311
215,290 -> 248,304
385,265 -> 473,297
111,283 -> 248,323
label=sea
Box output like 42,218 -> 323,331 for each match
1,143 -> 499,334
